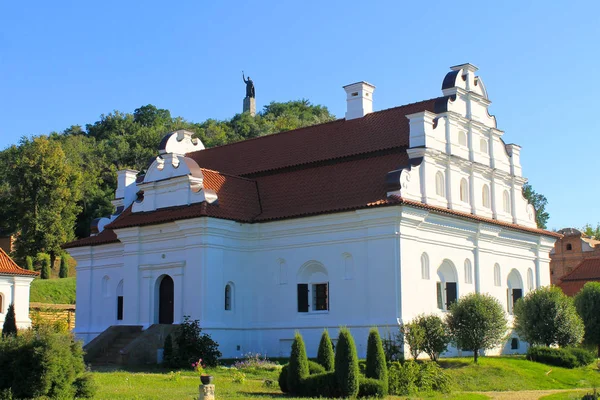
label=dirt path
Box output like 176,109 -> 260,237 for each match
478,389 -> 589,399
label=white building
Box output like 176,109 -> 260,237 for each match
0,248 -> 38,329
65,64 -> 559,358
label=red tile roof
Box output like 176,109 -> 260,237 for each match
0,247 -> 39,276
63,97 -> 560,249
557,257 -> 600,296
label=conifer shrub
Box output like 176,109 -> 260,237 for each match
171,316 -> 221,367
40,256 -> 51,279
25,256 -> 34,271
73,373 -> 97,398
317,329 -> 335,371
358,377 -> 387,398
59,256 -> 69,278
300,371 -> 339,398
365,328 -> 388,394
162,333 -> 175,366
287,331 -> 309,394
308,360 -> 326,374
2,304 -> 17,337
278,364 -> 289,393
334,327 -> 360,398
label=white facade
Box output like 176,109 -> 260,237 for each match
68,64 -> 557,358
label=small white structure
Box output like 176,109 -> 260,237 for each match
0,248 -> 38,328
66,64 -> 560,358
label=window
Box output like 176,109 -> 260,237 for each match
494,264 -> 501,287
435,172 -> 445,197
482,185 -> 490,208
511,338 -> 519,350
421,253 -> 430,280
507,269 -> 523,315
503,190 -> 511,213
566,243 -> 573,251
436,282 -> 443,309
458,132 -> 467,146
117,279 -> 124,321
225,284 -> 232,311
297,283 -> 329,312
480,138 -> 488,154
437,260 -> 458,311
460,179 -> 469,203
527,268 -> 534,291
464,259 -> 473,284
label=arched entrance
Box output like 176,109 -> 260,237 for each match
158,275 -> 174,324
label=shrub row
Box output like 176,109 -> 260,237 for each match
526,346 -> 596,368
388,360 -> 451,396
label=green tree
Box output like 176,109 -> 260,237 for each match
2,303 -> 17,337
582,223 -> 600,240
522,183 -> 549,229
25,256 -> 34,271
401,321 -> 425,360
287,331 -> 309,394
40,256 -> 51,279
416,314 -> 450,362
575,282 -> 600,357
446,293 -> 507,363
59,255 -> 69,278
365,328 -> 388,395
514,286 -> 584,347
334,327 -> 360,398
317,329 -> 335,371
3,137 -> 82,264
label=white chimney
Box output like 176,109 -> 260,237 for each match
113,169 -> 139,211
343,81 -> 376,120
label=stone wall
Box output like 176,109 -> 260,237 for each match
29,302 -> 75,331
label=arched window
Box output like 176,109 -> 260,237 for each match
507,269 -> 523,315
460,179 -> 469,203
511,338 -> 519,350
480,139 -> 488,154
464,259 -> 473,284
527,268 -> 534,291
437,260 -> 458,310
494,264 -> 501,287
458,132 -> 467,146
421,253 -> 430,280
225,283 -> 233,311
566,243 -> 573,251
297,261 -> 329,313
503,190 -> 511,213
482,184 -> 490,208
435,172 -> 445,197
116,280 -> 124,321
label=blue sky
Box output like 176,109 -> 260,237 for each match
1,1 -> 598,231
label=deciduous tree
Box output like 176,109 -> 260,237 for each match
522,183 -> 549,229
574,282 -> 600,357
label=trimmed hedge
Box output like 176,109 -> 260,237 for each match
358,377 -> 387,398
317,329 -> 335,371
301,371 -> 339,398
287,332 -> 310,393
365,328 -> 388,395
335,328 -> 360,398
388,360 -> 451,396
527,346 -> 596,368
278,365 -> 289,393
308,360 -> 326,375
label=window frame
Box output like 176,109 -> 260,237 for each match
297,281 -> 329,313
224,284 -> 233,311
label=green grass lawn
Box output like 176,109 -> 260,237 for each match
89,356 -> 600,399
30,277 -> 76,304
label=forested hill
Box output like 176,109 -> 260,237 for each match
0,101 -> 336,262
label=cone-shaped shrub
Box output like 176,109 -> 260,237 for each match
366,328 -> 388,394
59,256 -> 69,278
335,327 -> 359,398
40,257 -> 51,279
25,256 -> 34,271
317,329 -> 335,371
2,303 -> 17,337
287,331 -> 309,394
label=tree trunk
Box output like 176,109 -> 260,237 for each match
474,349 -> 479,364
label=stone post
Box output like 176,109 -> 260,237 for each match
243,96 -> 256,117
199,384 -> 215,400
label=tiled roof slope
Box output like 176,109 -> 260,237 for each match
557,257 -> 600,296
187,99 -> 439,176
0,247 -> 39,276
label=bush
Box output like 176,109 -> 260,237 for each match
39,254 -> 51,279
163,334 -> 174,366
575,282 -> 600,357
25,256 -> 34,271
73,373 -> 97,398
2,304 -> 17,337
365,328 -> 388,395
59,256 -> 69,278
287,332 -> 309,394
308,360 -> 326,375
358,377 -> 387,398
317,329 -> 335,371
527,346 -> 596,368
416,314 -> 450,362
387,360 -> 450,396
334,327 -> 360,398
278,364 -> 289,393
0,328 -> 90,398
171,316 -> 221,368
381,329 -> 404,362
401,321 -> 425,360
301,371 -> 339,398
417,361 -> 451,393
232,352 -> 281,372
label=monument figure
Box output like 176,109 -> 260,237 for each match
242,72 -> 255,98
242,71 -> 256,116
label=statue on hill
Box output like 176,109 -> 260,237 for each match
242,71 -> 255,98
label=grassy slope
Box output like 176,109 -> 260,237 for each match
441,357 -> 600,391
29,277 -> 76,304
90,357 -> 600,399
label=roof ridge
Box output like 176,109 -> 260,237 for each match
187,97 -> 443,156
200,167 -> 256,182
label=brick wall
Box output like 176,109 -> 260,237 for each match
550,233 -> 600,284
29,302 -> 75,331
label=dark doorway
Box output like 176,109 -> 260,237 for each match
159,275 -> 174,324
117,296 -> 124,320
446,282 -> 457,309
